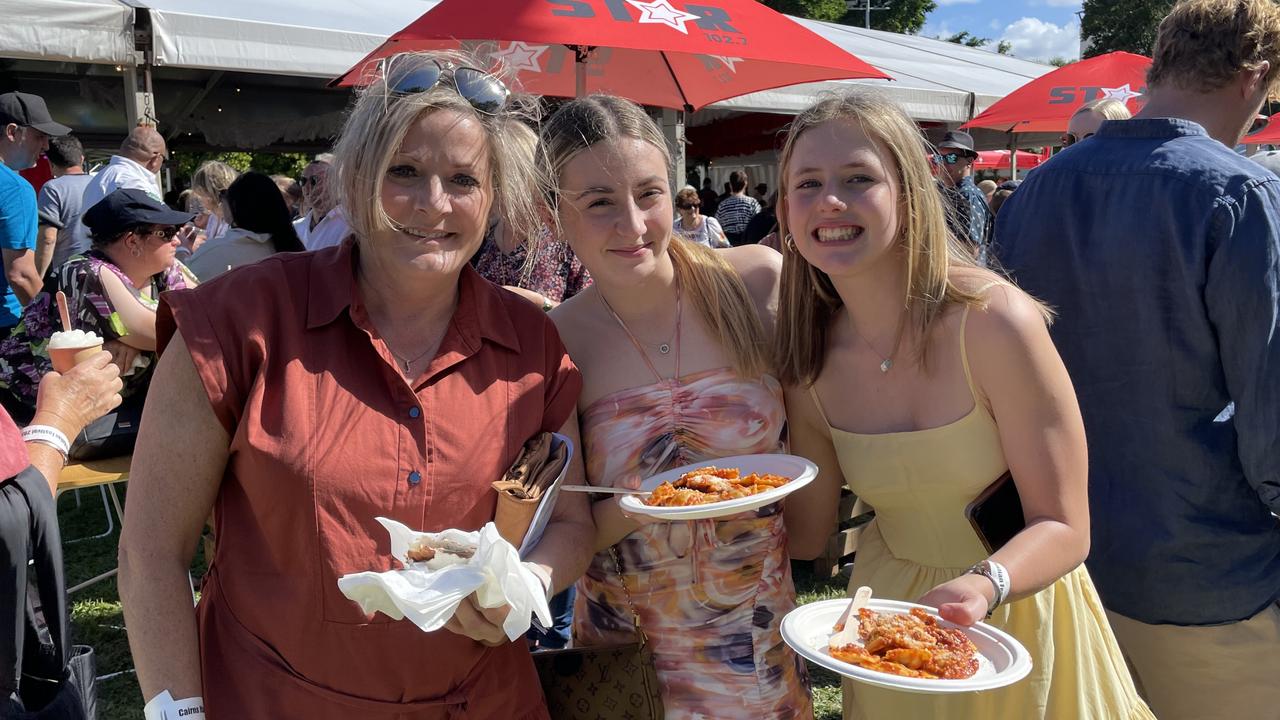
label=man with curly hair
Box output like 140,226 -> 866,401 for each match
996,1 -> 1280,718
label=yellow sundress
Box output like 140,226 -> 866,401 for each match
815,304 -> 1154,720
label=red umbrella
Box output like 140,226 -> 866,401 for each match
974,149 -> 1047,170
962,51 -> 1150,134
1245,112 -> 1280,144
333,0 -> 889,111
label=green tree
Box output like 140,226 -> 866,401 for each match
173,151 -> 310,184
761,0 -> 847,23
1080,0 -> 1172,57
945,30 -> 989,48
765,0 -> 937,34
939,31 -> 1013,55
841,0 -> 936,34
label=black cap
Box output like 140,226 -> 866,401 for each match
0,92 -> 71,137
83,189 -> 195,239
997,180 -> 1021,191
937,130 -> 977,156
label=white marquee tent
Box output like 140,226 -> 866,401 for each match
2,0 -> 1055,150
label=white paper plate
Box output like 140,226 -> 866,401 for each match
618,454 -> 817,520
781,598 -> 1033,694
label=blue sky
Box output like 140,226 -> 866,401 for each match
915,0 -> 1084,63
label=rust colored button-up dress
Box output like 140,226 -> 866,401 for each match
157,240 -> 580,719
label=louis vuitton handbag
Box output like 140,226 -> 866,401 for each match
532,549 -> 664,720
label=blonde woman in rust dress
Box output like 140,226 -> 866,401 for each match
543,95 -> 812,719
779,91 -> 1152,719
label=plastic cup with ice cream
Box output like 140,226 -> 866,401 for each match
47,329 -> 104,373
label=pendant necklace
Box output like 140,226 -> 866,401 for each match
849,311 -> 905,374
599,284 -> 682,357
392,345 -> 436,374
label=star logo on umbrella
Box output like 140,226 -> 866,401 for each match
626,0 -> 702,35
492,41 -> 549,74
711,56 -> 743,73
1099,83 -> 1142,103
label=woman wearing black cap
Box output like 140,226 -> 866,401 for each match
0,188 -> 197,423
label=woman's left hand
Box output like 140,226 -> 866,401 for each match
444,594 -> 513,646
917,573 -> 997,627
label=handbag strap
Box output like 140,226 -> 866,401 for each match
607,546 -> 650,647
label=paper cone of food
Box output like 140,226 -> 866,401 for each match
492,432 -> 569,547
47,329 -> 103,373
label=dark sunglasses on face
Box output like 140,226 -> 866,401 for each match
677,203 -> 700,210
139,225 -> 180,241
1061,132 -> 1093,147
299,176 -> 322,188
939,152 -> 962,165
386,57 -> 510,115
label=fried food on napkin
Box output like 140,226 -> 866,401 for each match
492,432 -> 568,545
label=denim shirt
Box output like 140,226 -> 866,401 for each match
995,118 -> 1280,626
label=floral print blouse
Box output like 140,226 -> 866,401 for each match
470,227 -> 592,302
0,250 -> 196,409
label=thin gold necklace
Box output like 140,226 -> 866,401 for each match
848,310 -> 905,373
598,287 -> 681,356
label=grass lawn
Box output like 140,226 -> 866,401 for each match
57,489 -> 849,719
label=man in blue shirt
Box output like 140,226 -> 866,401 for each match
935,130 -> 993,262
0,93 -> 70,333
996,1 -> 1280,717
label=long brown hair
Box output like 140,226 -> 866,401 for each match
540,95 -> 767,378
772,91 -> 1046,386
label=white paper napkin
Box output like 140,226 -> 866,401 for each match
337,519 -> 552,641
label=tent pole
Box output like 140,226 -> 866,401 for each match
574,45 -> 588,97
1008,133 -> 1018,180
662,109 -> 686,189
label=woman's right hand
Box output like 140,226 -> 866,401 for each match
33,351 -> 123,437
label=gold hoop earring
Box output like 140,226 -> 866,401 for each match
130,245 -> 142,258
784,233 -> 796,251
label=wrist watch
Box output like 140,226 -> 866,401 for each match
964,559 -> 1010,618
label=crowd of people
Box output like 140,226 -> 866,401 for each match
0,0 -> 1277,718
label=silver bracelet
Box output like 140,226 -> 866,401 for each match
21,425 -> 71,457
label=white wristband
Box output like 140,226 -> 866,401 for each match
143,691 -> 205,720
522,562 -> 553,600
21,425 -> 71,456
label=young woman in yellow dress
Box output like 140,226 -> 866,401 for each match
778,91 -> 1154,719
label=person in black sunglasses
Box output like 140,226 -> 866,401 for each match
934,130 -> 993,263
1062,98 -> 1132,148
119,50 -> 594,720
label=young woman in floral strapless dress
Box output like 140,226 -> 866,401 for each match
542,95 -> 813,719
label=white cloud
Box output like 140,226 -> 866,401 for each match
999,17 -> 1081,62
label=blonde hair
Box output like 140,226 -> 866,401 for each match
1148,0 -> 1280,94
540,95 -> 767,378
331,50 -> 544,249
1074,98 -> 1133,121
674,187 -> 701,208
772,91 -> 1048,386
190,160 -> 238,216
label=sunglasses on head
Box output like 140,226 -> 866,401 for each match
1061,132 -> 1093,147
1249,114 -> 1270,136
384,57 -> 510,116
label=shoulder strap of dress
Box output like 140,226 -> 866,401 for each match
959,281 -> 1007,400
807,382 -> 833,429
